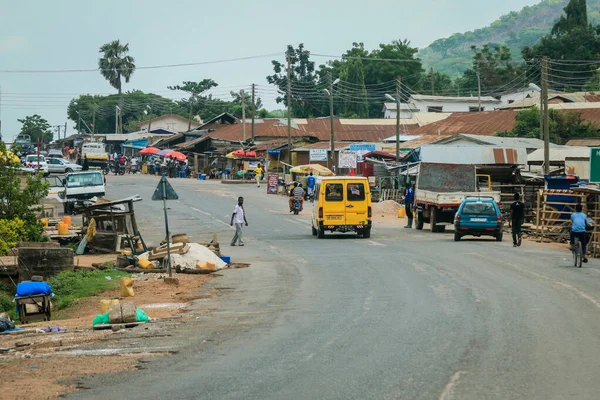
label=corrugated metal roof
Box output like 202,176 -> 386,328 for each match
566,139 -> 600,147
394,135 -> 451,149
293,142 -> 352,151
409,110 -> 518,136
412,94 -> 500,103
528,146 -> 591,162
420,145 -> 528,165
443,134 -> 560,149
383,134 -> 422,143
173,135 -> 211,150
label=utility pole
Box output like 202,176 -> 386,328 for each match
188,93 -> 195,132
477,71 -> 482,112
77,110 -> 81,134
54,125 -> 62,141
64,122 -> 67,140
241,89 -> 246,142
542,56 -> 550,175
286,55 -> 292,160
92,105 -> 96,135
251,84 -> 256,142
396,77 -> 401,162
430,68 -> 435,95
328,73 -> 336,173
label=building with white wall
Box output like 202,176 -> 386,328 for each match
383,94 -> 502,118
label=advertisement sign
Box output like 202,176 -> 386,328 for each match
309,149 -> 328,162
339,150 -> 357,169
590,148 -> 600,183
267,174 -> 279,194
349,143 -> 377,162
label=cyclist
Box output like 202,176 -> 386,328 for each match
570,204 -> 593,263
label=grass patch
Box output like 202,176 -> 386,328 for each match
0,291 -> 17,321
47,269 -> 129,311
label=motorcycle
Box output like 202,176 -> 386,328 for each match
292,199 -> 303,215
129,164 -> 140,174
103,161 -> 125,175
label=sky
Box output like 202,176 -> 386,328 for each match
0,0 -> 541,142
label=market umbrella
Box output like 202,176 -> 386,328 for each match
164,151 -> 187,161
226,150 -> 257,158
157,149 -> 173,157
139,147 -> 160,155
289,164 -> 334,176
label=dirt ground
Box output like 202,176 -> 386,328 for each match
0,268 -> 215,400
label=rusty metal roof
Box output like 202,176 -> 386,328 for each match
566,139 -> 600,147
409,110 -> 518,136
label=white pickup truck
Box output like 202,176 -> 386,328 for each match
45,171 -> 106,214
414,163 -> 501,232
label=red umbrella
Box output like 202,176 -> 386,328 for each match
164,151 -> 187,161
139,147 -> 160,155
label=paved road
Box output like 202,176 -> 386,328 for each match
71,174 -> 600,400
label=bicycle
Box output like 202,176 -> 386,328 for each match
573,237 -> 583,268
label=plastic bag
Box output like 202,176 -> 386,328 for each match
136,308 -> 149,323
92,313 -> 110,326
120,277 -> 134,297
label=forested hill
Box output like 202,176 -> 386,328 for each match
419,0 -> 600,76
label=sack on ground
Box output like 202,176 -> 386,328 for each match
120,277 -> 134,297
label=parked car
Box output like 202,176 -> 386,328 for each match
23,154 -> 48,175
47,157 -> 82,174
47,149 -> 64,159
454,196 -> 503,242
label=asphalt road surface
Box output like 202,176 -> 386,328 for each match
70,174 -> 600,400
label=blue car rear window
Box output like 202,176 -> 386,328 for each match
462,202 -> 496,216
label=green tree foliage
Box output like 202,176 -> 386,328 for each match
68,91 -> 186,133
498,107 -> 600,143
456,45 -> 526,96
339,57 -> 369,118
0,142 -> 49,254
523,0 -> 600,85
98,40 -> 136,94
419,0 -> 600,76
552,0 -> 588,35
266,44 -> 320,118
425,68 -> 454,95
17,114 -> 53,143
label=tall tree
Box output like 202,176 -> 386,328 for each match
266,44 -> 320,118
169,79 -> 219,124
17,114 -> 53,143
98,40 -> 136,94
340,57 -> 369,118
552,0 -> 588,36
523,0 -> 600,86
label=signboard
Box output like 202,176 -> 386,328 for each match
267,174 -> 279,194
309,149 -> 328,162
248,161 -> 258,169
591,148 -> 600,183
152,175 -> 179,201
349,143 -> 377,162
339,150 -> 357,169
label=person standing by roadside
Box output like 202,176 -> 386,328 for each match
404,183 -> 414,228
306,172 -> 316,199
82,155 -> 89,171
255,164 -> 263,188
230,196 -> 248,246
511,192 -> 525,247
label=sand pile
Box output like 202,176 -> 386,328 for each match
372,200 -> 403,216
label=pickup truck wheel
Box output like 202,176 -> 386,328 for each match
416,212 -> 424,230
430,208 -> 438,233
454,232 -> 461,241
65,168 -> 73,173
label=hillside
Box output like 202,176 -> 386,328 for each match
419,0 -> 600,76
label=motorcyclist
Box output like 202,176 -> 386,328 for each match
289,182 -> 305,212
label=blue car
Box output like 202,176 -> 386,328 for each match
454,197 -> 503,242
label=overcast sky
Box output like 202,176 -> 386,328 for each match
0,0 -> 541,141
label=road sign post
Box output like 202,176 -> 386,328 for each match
152,175 -> 179,277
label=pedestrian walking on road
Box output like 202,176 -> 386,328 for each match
511,192 -> 525,247
230,196 -> 248,246
404,183 -> 414,228
255,164 -> 263,188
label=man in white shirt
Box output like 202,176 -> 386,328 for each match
230,196 -> 248,246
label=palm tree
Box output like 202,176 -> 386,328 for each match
98,40 -> 135,94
